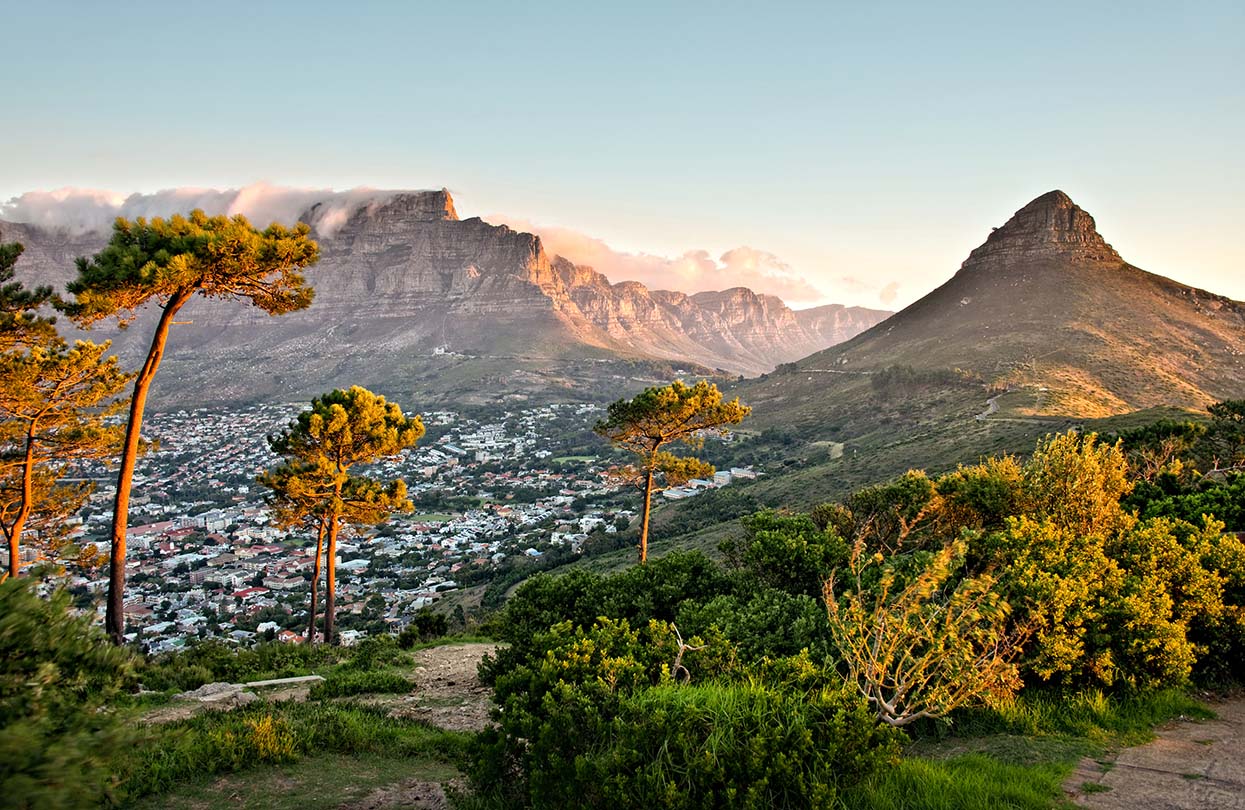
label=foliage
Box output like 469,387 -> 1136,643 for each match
594,379 -> 750,562
676,588 -> 831,661
0,240 -> 57,351
0,579 -> 137,809
721,510 -> 848,597
483,551 -> 732,681
336,634 -> 403,672
825,537 -> 1023,726
1128,471 -> 1245,532
139,640 -> 345,692
0,339 -> 130,579
399,611 -> 450,648
585,682 -> 900,809
470,617 -> 749,807
957,432 -> 1245,688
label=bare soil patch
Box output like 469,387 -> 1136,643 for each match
380,642 -> 496,733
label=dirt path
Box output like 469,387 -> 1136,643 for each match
1067,698 -> 1245,809
380,642 -> 497,733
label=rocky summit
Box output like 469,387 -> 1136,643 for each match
2,190 -> 887,407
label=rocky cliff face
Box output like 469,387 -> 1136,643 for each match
3,189 -> 888,405
961,190 -> 1122,269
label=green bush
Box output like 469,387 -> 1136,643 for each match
473,679 -> 898,809
720,511 -> 848,597
0,580 -> 137,809
593,683 -> 901,809
483,551 -> 733,684
309,669 -> 411,699
338,634 -> 403,671
471,617 -> 741,807
676,587 -> 831,661
398,611 -> 450,648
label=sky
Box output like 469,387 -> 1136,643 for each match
2,0 -> 1241,309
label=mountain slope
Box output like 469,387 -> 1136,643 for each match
779,190 -> 1245,417
2,190 -> 887,406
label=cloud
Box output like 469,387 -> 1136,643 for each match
0,183 -> 406,237
878,281 -> 900,305
493,215 -> 827,305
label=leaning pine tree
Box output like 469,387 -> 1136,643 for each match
62,212 -> 319,644
259,386 -> 423,644
595,380 -> 750,563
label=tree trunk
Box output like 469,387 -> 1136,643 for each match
306,520 -> 326,644
7,428 -> 37,579
106,292 -> 190,645
324,519 -> 339,645
639,468 -> 655,564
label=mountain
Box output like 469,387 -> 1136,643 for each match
764,190 -> 1245,418
1,190 -> 887,407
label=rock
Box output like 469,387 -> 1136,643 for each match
175,682 -> 241,701
174,682 -> 258,707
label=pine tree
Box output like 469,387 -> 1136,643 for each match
595,380 -> 750,563
0,239 -> 57,351
0,341 -> 130,580
62,212 -> 319,643
259,387 -> 423,644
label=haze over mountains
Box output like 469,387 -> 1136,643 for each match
1,189 -> 888,406
750,190 -> 1245,421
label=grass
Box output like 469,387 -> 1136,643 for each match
120,700 -> 468,805
411,512 -> 455,523
552,455 -> 597,463
840,688 -> 1215,810
125,752 -> 458,810
842,754 -> 1071,810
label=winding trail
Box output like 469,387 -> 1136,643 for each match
1066,698 -> 1245,809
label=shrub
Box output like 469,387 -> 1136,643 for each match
825,538 -> 1023,726
470,617 -> 740,806
676,588 -> 831,661
398,611 -> 450,648
721,511 -> 847,597
483,551 -> 733,685
338,634 -> 402,671
0,580 -> 137,809
591,683 -> 901,809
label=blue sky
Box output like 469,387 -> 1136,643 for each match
3,1 -> 1242,308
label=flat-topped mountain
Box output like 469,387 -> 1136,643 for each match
772,190 -> 1245,416
2,190 -> 887,406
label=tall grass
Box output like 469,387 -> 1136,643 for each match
950,687 -> 1214,747
842,754 -> 1068,810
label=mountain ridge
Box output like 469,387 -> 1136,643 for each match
1,190 -> 888,406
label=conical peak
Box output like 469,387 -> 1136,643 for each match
962,190 -> 1121,268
